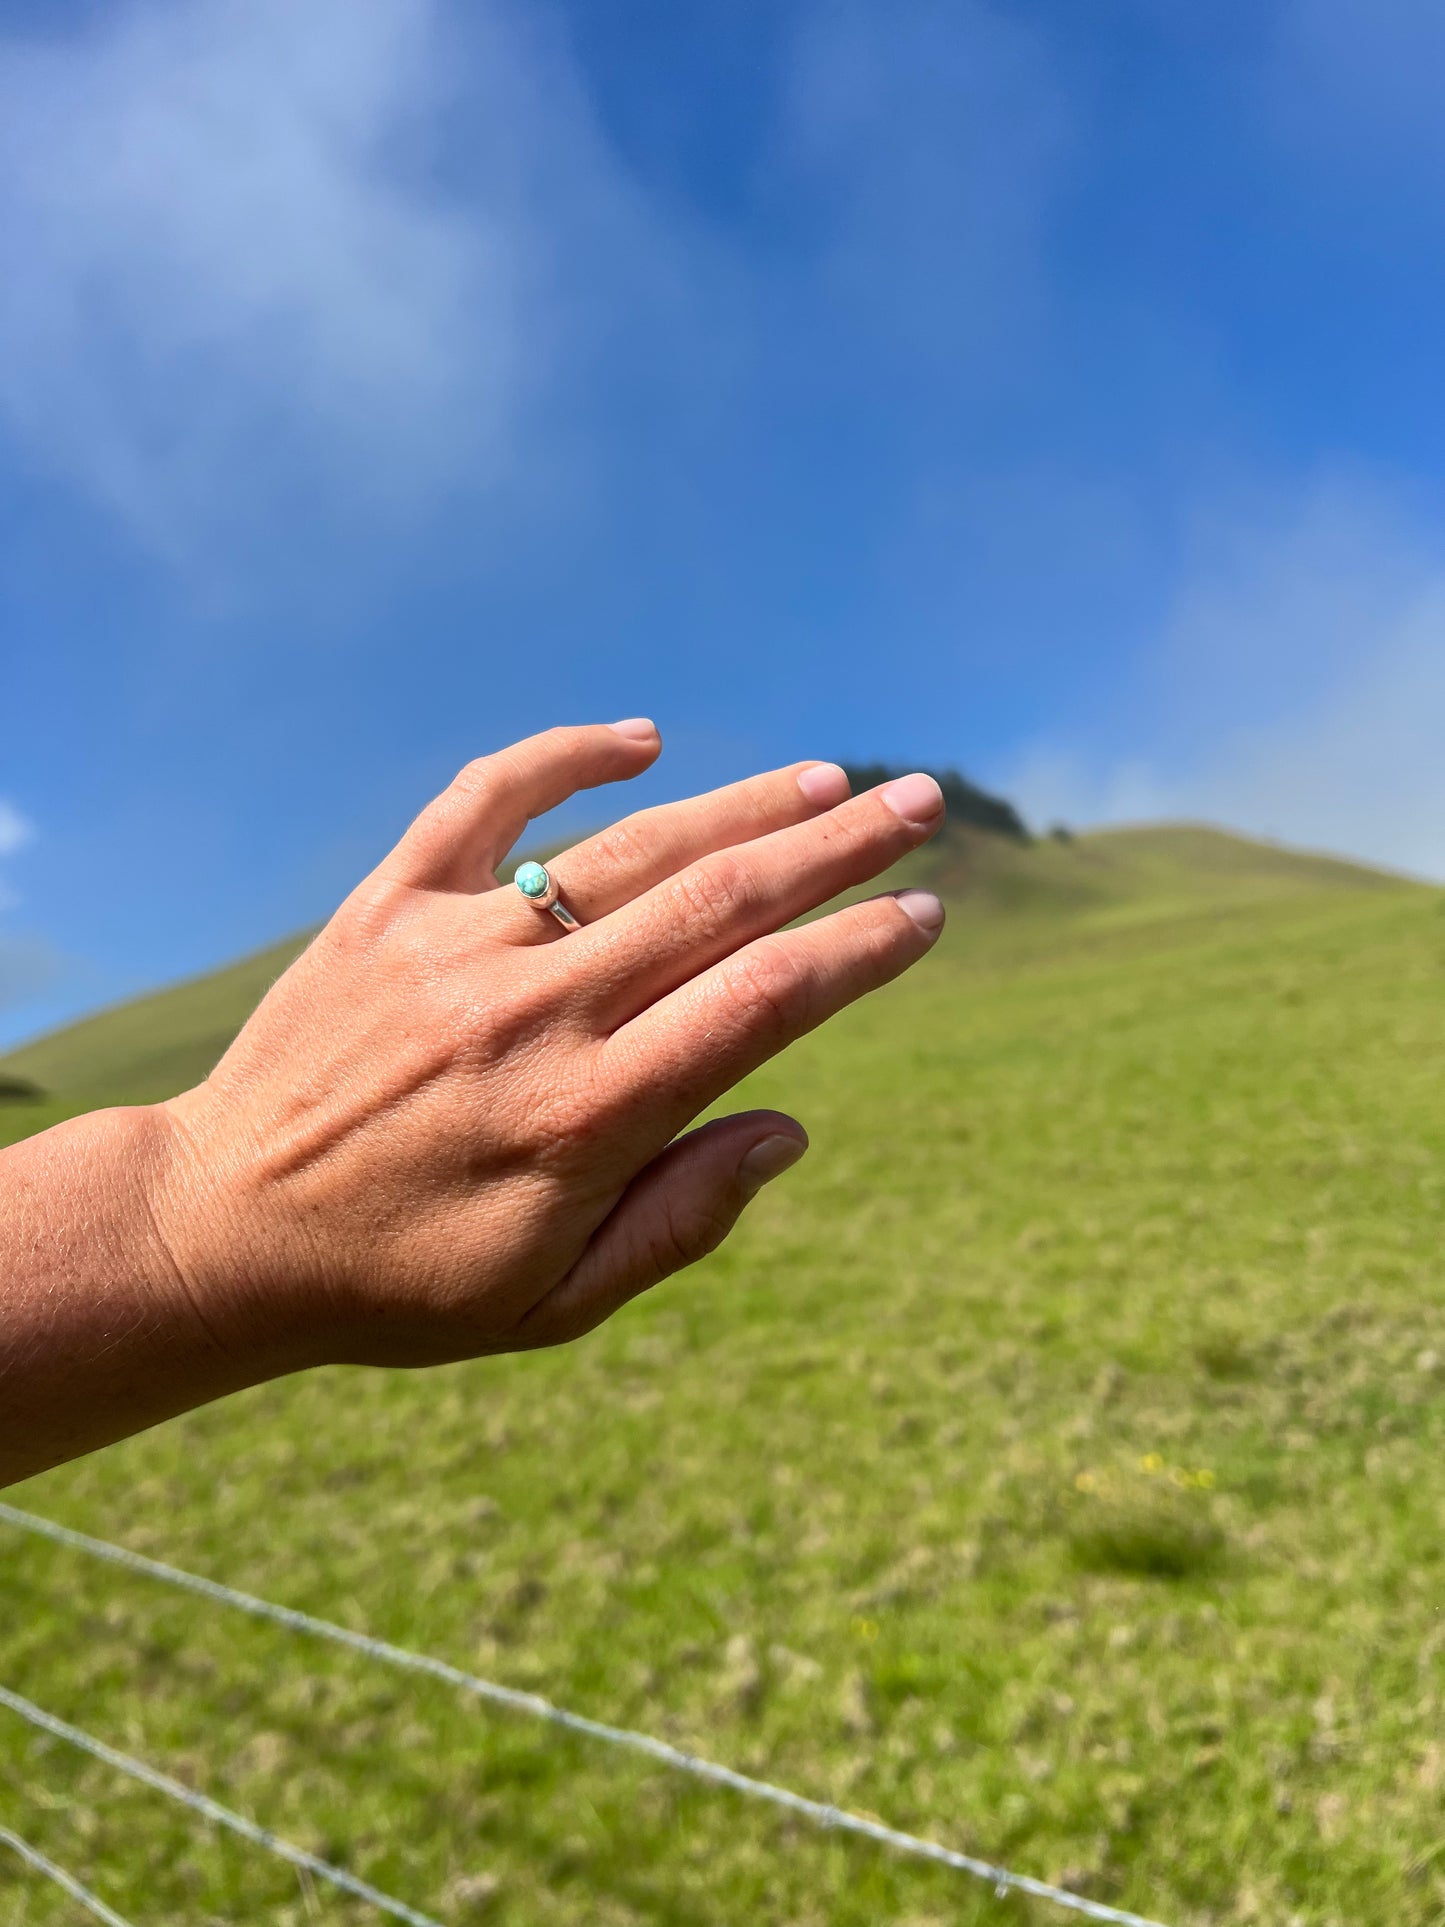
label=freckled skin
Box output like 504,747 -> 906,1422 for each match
0,724 -> 945,1487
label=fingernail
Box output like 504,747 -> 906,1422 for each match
738,1133 -> 808,1194
797,761 -> 850,807
880,772 -> 945,825
894,888 -> 945,933
610,717 -> 659,742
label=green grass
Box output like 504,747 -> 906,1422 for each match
3,823 -> 1445,1925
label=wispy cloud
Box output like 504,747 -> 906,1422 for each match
0,0 -> 699,572
0,801 -> 31,862
1002,475 -> 1445,877
0,800 -> 32,928
0,0 -> 503,559
0,0 -> 1075,577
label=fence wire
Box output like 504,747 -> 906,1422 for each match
0,1683 -> 442,1927
0,1822 -> 137,1927
0,1502 -> 1172,1927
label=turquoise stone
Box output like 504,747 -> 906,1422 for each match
514,860 -> 550,898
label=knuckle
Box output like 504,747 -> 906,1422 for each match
590,815 -> 654,878
533,1096 -> 594,1158
521,1056 -> 618,1163
718,943 -> 804,1030
658,1191 -> 736,1274
407,761 -> 499,853
673,852 -> 754,942
466,978 -> 559,1065
322,886 -> 432,987
872,908 -> 907,962
331,876 -> 407,947
543,724 -> 588,761
450,755 -> 498,804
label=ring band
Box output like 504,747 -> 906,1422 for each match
513,861 -> 581,931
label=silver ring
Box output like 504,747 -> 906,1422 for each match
513,861 -> 581,931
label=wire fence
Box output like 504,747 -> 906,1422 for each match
0,1683 -> 442,1926
0,1502 -> 1172,1927
0,1821 -> 138,1927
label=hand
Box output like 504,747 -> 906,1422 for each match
154,722 -> 946,1373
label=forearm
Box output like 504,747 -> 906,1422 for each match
0,1106 -> 268,1486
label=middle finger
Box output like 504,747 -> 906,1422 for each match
567,771 -> 945,1023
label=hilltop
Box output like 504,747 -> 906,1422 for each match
0,821 -> 1411,1112
840,765 -> 1031,842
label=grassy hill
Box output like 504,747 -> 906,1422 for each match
3,823 -> 1445,1925
0,929 -> 312,1110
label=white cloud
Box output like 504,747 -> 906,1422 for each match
0,800 -> 32,914
1001,476 -> 1445,878
1179,588 -> 1445,877
0,0 -> 497,556
0,801 -> 31,860
0,0 -> 693,568
0,0 -> 1072,580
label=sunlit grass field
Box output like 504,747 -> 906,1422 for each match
4,825 -> 1445,1926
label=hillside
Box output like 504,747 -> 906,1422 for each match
0,930 -> 312,1109
0,821 -> 1409,1111
4,822 -> 1442,1925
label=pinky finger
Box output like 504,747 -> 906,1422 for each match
606,887 -> 946,1134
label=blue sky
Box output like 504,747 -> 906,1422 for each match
3,0 -> 1445,1046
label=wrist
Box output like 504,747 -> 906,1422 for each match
148,1092 -> 320,1381
0,1102 -> 289,1484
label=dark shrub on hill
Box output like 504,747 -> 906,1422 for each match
0,1073 -> 44,1103
841,765 -> 1031,841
